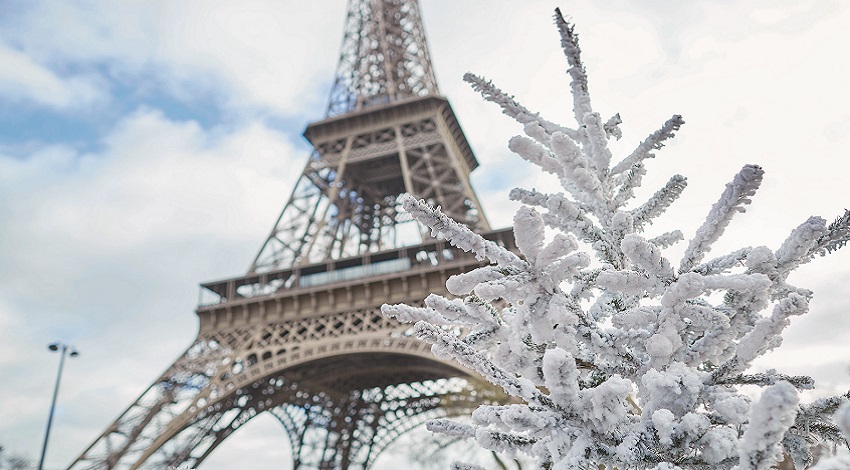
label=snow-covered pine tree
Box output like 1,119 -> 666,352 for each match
382,9 -> 850,470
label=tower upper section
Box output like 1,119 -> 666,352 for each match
248,0 -> 488,273
326,0 -> 440,117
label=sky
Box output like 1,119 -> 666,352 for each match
1,0 -> 849,468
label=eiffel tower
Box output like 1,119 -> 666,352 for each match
69,1 -> 513,468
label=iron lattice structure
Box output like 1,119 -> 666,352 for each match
69,1 -> 508,468
326,0 -> 438,117
249,0 -> 488,273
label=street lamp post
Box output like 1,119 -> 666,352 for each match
38,342 -> 79,470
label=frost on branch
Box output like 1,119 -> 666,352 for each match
381,9 -> 850,469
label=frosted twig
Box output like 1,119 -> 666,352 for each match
613,162 -> 647,209
604,113 -> 623,140
464,73 -> 580,140
509,135 -> 564,176
415,321 -> 557,409
648,230 -> 684,249
583,112 -> 614,177
680,165 -> 764,273
738,382 -> 799,470
402,195 -> 523,268
692,247 -> 752,275
814,209 -> 850,255
713,293 -> 809,379
611,115 -> 685,175
715,373 -> 815,390
550,131 -> 604,206
554,8 -> 592,125
631,174 -> 688,230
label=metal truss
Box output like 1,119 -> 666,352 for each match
327,0 -> 439,117
249,0 -> 486,273
249,103 -> 490,273
68,306 -> 499,469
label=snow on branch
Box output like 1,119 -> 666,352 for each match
508,135 -> 565,176
738,382 -> 799,470
554,8 -> 592,125
611,115 -> 685,176
387,11 -> 849,470
631,174 -> 688,230
680,165 -> 764,273
604,113 -> 623,140
809,400 -> 850,469
509,188 -> 604,246
550,131 -> 606,209
401,194 -> 523,268
815,208 -> 850,255
584,112 -> 614,177
414,321 -> 556,409
648,230 -> 684,249
775,209 -> 850,275
691,247 -> 752,275
463,73 -> 580,141
449,463 -> 486,470
713,293 -> 809,379
714,372 -> 815,390
613,162 -> 647,209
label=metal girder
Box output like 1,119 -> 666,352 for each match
249,0 -> 488,274
250,104 -> 491,273
327,0 -> 438,117
69,1 -> 506,468
67,307 -> 498,469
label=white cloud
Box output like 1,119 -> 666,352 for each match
1,0 -> 350,115
0,42 -> 105,108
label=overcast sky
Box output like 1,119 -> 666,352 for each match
1,1 -> 849,469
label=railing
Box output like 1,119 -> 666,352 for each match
197,227 -> 515,308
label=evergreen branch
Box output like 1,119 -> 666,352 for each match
427,419 -> 476,439
712,293 -> 809,380
402,194 -> 524,268
463,73 -> 580,140
812,209 -> 850,256
715,373 -> 815,390
570,268 -> 602,299
680,165 -> 764,273
415,321 -> 558,409
523,121 -> 553,148
738,382 -> 799,470
462,325 -> 501,348
631,174 -> 688,230
583,112 -> 614,177
613,162 -> 647,209
775,216 -> 828,274
475,428 -> 538,454
604,113 -> 622,140
692,247 -> 752,275
554,8 -> 592,125
611,115 -> 685,175
621,234 -> 675,280
508,187 -> 549,208
801,391 -> 850,416
550,131 -> 604,206
451,462 -> 487,470
509,189 -> 604,245
381,303 -> 448,325
648,230 -> 684,249
508,135 -> 564,176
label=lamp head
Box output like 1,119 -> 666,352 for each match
48,342 -> 60,352
69,349 -> 79,358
